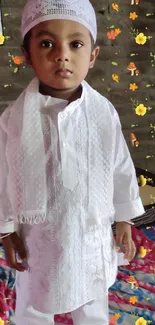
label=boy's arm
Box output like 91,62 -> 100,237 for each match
112,112 -> 144,262
113,113 -> 145,222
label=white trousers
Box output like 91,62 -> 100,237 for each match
15,298 -> 109,325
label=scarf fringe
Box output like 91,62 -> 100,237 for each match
18,214 -> 46,225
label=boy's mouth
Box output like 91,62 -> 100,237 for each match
56,68 -> 72,78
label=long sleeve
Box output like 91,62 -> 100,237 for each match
113,113 -> 145,222
0,120 -> 18,233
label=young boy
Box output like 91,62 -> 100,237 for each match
0,0 -> 144,324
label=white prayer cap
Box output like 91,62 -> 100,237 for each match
21,0 -> 97,43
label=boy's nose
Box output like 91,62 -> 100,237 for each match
53,46 -> 70,63
55,57 -> 69,62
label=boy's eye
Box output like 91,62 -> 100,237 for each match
40,40 -> 54,48
71,41 -> 83,48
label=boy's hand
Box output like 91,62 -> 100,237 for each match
2,232 -> 27,272
115,222 -> 136,262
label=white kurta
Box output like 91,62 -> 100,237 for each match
0,82 -> 144,314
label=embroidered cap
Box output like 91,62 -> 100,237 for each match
21,0 -> 97,42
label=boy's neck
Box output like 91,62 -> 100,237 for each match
39,82 -> 82,103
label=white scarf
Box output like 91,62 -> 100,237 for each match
6,79 -> 47,224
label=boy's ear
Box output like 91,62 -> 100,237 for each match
20,45 -> 32,67
89,46 -> 100,69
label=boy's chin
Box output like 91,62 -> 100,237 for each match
47,82 -> 77,92
50,81 -> 74,90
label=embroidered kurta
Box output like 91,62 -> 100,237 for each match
0,80 -> 144,314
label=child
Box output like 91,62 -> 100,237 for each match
0,0 -> 144,324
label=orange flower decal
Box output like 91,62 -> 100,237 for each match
112,74 -> 120,83
130,83 -> 138,91
107,29 -> 121,40
129,12 -> 138,20
115,28 -> 121,36
112,3 -> 119,12
130,296 -> 138,304
109,313 -> 120,324
110,315 -> 116,324
107,30 -> 117,40
13,56 -> 24,65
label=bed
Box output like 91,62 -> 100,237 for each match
0,208 -> 155,325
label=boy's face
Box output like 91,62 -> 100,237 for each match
23,20 -> 99,97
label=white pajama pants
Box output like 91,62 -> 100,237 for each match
15,298 -> 109,325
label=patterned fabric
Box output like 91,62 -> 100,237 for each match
109,226 -> 155,325
21,0 -> 97,42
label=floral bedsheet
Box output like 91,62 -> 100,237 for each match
0,247 -> 16,325
0,226 -> 155,325
109,226 -> 155,325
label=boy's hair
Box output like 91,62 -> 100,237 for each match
23,30 -> 95,55
23,31 -> 31,54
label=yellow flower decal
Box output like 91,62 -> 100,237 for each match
115,313 -> 121,320
135,317 -> 147,325
130,83 -> 138,91
138,175 -> 147,187
112,74 -> 120,83
135,33 -> 147,45
0,318 -> 5,325
112,3 -> 119,11
130,12 -> 138,20
0,33 -> 5,45
135,104 -> 147,116
139,246 -> 147,258
130,296 -> 138,304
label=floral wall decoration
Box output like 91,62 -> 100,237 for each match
90,0 -> 155,176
